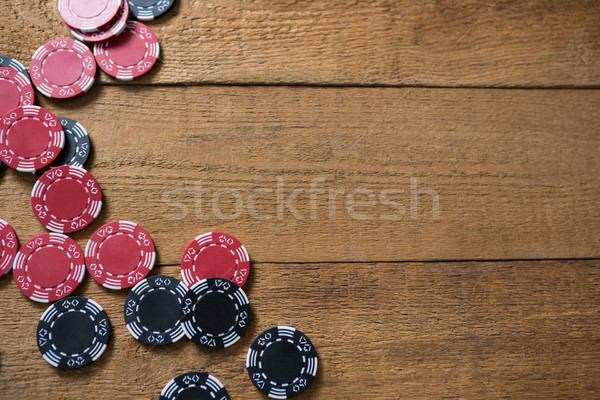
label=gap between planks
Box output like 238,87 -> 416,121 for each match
155,257 -> 600,268
89,82 -> 600,90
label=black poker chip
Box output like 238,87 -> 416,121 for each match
246,326 -> 318,399
36,296 -> 110,370
0,55 -> 31,82
128,0 -> 175,21
159,371 -> 230,400
36,117 -> 91,176
54,117 -> 91,168
124,275 -> 191,346
182,278 -> 251,349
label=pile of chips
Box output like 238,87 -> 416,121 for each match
28,0 -> 163,103
0,1 -> 319,399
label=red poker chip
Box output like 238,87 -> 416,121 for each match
0,67 -> 34,118
0,106 -> 64,172
94,21 -> 160,81
0,219 -> 19,276
30,38 -> 96,99
71,1 -> 129,44
85,221 -> 156,290
13,233 -> 85,303
31,166 -> 103,234
181,232 -> 250,288
58,0 -> 123,33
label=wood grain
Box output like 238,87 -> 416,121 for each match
0,260 -> 598,399
1,0 -> 599,87
1,86 -> 598,264
1,1 -> 599,398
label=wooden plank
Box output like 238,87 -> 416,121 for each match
1,0 -> 599,87
1,86 -> 599,264
0,260 -> 598,399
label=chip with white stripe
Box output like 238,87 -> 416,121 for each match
182,278 -> 251,349
124,275 -> 190,345
30,38 -> 96,99
13,233 -> 85,303
94,21 -> 159,81
128,0 -> 175,21
85,221 -> 155,290
32,165 -> 102,233
247,326 -> 318,399
159,372 -> 230,400
36,296 -> 110,370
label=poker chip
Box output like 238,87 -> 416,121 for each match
53,117 -> 91,168
0,106 -> 64,172
37,296 -> 110,369
0,219 -> 18,275
31,166 -> 103,233
71,1 -> 129,44
182,278 -> 251,349
128,0 -> 175,21
85,221 -> 155,290
181,232 -> 250,288
30,38 -> 96,99
159,372 -> 230,400
0,55 -> 31,82
247,326 -> 318,399
13,233 -> 85,303
94,21 -> 160,81
36,117 -> 91,175
0,67 -> 34,118
58,0 -> 123,33
124,275 -> 190,346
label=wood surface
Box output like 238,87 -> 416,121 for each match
1,0 -> 599,399
0,261 -> 599,400
1,87 -> 600,264
1,0 -> 600,86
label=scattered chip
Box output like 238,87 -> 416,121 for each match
128,0 -> 175,21
0,67 -> 34,118
0,219 -> 18,276
160,372 -> 230,400
94,21 -> 160,81
31,166 -> 103,233
247,326 -> 318,399
13,233 -> 85,303
53,117 -> 91,168
58,0 -> 123,33
71,1 -> 129,44
181,232 -> 250,288
37,296 -> 110,369
85,221 -> 155,290
0,106 -> 64,172
0,55 -> 31,82
30,38 -> 96,99
36,117 -> 91,176
182,278 -> 250,349
124,275 -> 190,346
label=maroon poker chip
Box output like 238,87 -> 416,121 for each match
0,219 -> 19,276
0,67 -> 34,118
181,232 -> 250,288
30,38 -> 96,99
58,0 -> 123,33
85,221 -> 156,290
94,21 -> 160,81
70,0 -> 129,44
31,166 -> 103,234
13,233 -> 85,303
0,106 -> 64,172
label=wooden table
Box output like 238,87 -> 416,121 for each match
1,1 -> 599,399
